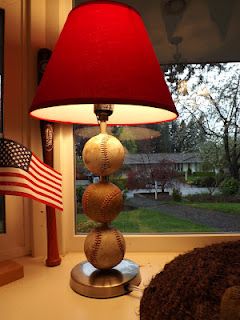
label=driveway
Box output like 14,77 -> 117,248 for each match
126,196 -> 240,232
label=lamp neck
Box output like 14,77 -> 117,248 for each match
100,121 -> 107,134
94,103 -> 114,133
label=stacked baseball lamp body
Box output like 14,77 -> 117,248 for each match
82,110 -> 126,270
29,1 -> 178,298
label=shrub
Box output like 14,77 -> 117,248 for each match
220,177 -> 239,196
76,220 -> 99,233
202,175 -> 216,187
76,185 -> 86,204
110,177 -> 127,190
192,172 -> 215,177
172,188 -> 182,202
184,193 -> 240,203
187,174 -> 217,187
110,177 -> 128,199
215,171 -> 225,185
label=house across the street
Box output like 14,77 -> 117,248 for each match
124,153 -> 202,173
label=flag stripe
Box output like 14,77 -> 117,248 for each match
28,167 -> 62,193
32,154 -> 62,181
0,173 -> 62,198
0,189 -> 63,211
28,170 -> 62,194
0,168 -> 62,194
29,163 -> 62,187
0,181 -> 62,205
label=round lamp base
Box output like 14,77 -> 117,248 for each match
70,259 -> 141,298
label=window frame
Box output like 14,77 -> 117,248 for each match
55,124 -> 240,255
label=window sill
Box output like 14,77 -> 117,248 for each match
69,233 -> 240,252
0,251 -> 179,320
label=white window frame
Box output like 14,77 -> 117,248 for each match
54,124 -> 240,256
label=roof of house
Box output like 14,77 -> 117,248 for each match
124,153 -> 202,165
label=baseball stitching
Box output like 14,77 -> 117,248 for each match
113,229 -> 125,256
100,134 -> 110,173
82,187 -> 89,214
82,184 -> 96,216
89,229 -> 102,265
100,188 -> 122,221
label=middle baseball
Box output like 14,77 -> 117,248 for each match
82,181 -> 123,223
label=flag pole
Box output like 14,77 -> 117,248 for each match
38,48 -> 61,266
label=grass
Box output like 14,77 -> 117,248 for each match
183,202 -> 240,216
76,208 -> 217,233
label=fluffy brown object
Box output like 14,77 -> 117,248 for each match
140,241 -> 240,320
220,286 -> 240,320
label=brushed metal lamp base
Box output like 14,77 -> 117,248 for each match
70,259 -> 141,298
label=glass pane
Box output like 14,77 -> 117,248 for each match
74,62 -> 240,234
0,9 -> 5,233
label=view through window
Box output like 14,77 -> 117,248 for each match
0,9 -> 5,234
74,62 -> 240,234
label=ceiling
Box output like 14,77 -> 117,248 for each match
74,0 -> 240,65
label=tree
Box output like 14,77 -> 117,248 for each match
173,63 -> 240,180
122,139 -> 138,154
137,123 -> 171,154
163,63 -> 225,94
153,160 -> 177,194
127,158 -> 177,199
199,140 -> 224,173
169,118 -> 205,153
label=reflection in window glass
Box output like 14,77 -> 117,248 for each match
0,9 -> 5,233
74,62 -> 240,234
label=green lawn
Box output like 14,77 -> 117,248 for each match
183,202 -> 240,215
76,208 -> 217,233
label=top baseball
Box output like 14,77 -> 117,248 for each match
82,133 -> 125,176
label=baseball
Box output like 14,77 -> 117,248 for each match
84,225 -> 126,270
82,133 -> 125,176
82,181 -> 123,223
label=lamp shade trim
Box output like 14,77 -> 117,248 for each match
30,103 -> 177,126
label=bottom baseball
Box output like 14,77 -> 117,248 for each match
84,225 -> 126,270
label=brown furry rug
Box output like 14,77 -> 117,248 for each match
140,240 -> 240,320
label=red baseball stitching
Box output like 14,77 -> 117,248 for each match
82,184 -> 96,216
82,187 -> 90,214
113,229 -> 125,256
100,189 -> 121,221
89,229 -> 102,265
100,134 -> 110,173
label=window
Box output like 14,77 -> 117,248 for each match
0,8 -> 5,234
74,62 -> 240,235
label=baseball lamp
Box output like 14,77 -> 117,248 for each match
29,1 -> 178,298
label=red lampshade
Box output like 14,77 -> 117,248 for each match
30,1 -> 178,125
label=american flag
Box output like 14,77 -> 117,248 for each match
0,138 -> 63,211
